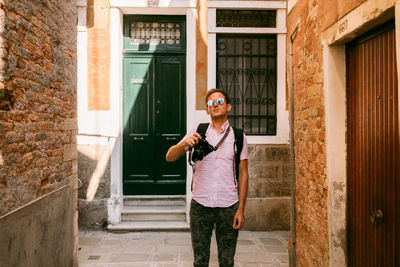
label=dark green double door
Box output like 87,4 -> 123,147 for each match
123,55 -> 186,195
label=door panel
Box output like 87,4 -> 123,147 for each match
155,56 -> 186,184
123,55 -> 186,195
123,57 -> 154,184
347,22 -> 399,266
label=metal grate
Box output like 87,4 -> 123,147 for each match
217,35 -> 277,135
130,22 -> 180,44
216,10 -> 276,28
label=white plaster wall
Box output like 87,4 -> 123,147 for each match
323,45 -> 347,267
108,7 -> 124,225
185,7 -> 199,222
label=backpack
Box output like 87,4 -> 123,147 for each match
196,123 -> 244,183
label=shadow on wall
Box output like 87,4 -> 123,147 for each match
78,147 -> 111,230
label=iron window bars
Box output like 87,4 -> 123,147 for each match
217,34 -> 277,135
216,10 -> 276,28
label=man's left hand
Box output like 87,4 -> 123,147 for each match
233,209 -> 245,230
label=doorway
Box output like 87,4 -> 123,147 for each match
346,20 -> 399,266
122,15 -> 187,195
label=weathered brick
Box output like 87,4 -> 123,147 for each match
287,0 -> 331,265
0,0 -> 77,219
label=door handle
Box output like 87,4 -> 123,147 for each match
369,210 -> 384,224
133,137 -> 144,141
166,137 -> 176,141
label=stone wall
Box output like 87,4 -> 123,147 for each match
0,0 -> 77,265
77,144 -> 110,229
0,186 -> 74,267
244,144 -> 291,231
287,0 -> 329,266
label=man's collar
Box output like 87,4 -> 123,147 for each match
210,120 -> 230,133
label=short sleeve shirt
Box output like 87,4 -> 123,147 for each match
181,120 -> 248,208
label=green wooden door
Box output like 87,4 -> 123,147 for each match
123,55 -> 186,195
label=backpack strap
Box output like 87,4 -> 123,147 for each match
196,123 -> 210,138
232,127 -> 244,183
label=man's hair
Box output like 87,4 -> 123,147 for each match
205,88 -> 231,105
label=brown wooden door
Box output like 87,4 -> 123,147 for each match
347,21 -> 399,266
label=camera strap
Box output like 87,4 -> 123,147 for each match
188,126 -> 231,167
213,126 -> 231,150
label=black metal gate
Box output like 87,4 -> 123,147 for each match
216,34 -> 277,135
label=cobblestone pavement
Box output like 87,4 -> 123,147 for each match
78,230 -> 289,267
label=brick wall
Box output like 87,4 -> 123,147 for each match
0,0 -> 77,265
287,0 -> 329,266
0,0 -> 77,214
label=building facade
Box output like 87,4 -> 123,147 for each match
287,0 -> 400,266
0,0 -> 78,266
77,0 -> 291,231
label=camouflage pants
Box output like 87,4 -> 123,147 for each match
190,200 -> 239,267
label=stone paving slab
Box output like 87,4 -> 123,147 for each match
78,230 -> 289,267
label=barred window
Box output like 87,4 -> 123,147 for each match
216,10 -> 276,28
130,22 -> 181,45
216,35 -> 277,135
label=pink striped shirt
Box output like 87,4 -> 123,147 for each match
182,120 -> 248,208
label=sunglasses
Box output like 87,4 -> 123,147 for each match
207,97 -> 225,107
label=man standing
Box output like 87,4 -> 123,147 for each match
166,88 -> 249,267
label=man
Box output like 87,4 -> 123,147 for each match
166,88 -> 249,267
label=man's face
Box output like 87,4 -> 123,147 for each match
205,92 -> 231,119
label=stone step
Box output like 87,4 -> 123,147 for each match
107,221 -> 190,231
121,206 -> 186,221
124,195 -> 186,206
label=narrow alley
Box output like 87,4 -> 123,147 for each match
1,0 -> 399,266
78,230 -> 289,267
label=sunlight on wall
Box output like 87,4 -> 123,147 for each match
78,138 -> 116,201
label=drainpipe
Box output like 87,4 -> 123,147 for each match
289,20 -> 300,267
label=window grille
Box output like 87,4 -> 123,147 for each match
216,10 -> 276,28
130,22 -> 181,45
217,35 -> 277,135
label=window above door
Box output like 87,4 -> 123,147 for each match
123,15 -> 186,53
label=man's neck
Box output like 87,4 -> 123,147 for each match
211,117 -> 228,133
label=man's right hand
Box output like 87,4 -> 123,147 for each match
184,133 -> 202,148
166,132 -> 202,162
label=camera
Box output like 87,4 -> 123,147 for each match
191,138 -> 215,162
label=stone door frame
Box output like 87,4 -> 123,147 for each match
107,1 -> 197,225
322,1 -> 400,266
